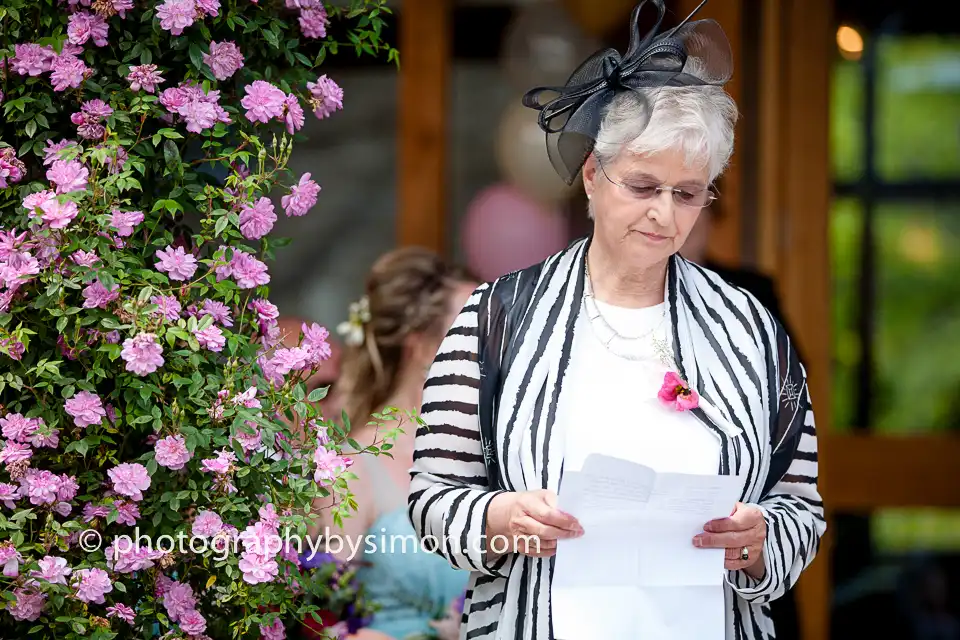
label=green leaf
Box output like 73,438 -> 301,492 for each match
189,42 -> 206,70
138,285 -> 154,304
98,271 -> 116,290
307,387 -> 328,402
163,140 -> 183,175
25,119 -> 37,138
56,315 -> 68,333
66,439 -> 90,457
114,580 -> 126,593
214,215 -> 229,238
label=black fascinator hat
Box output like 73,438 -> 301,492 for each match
521,0 -> 734,185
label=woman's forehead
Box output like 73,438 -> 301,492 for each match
615,150 -> 710,183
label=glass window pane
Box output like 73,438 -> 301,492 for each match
877,34 -> 960,180
832,58 -> 865,183
830,198 -> 864,431
831,510 -> 960,639
874,202 -> 960,431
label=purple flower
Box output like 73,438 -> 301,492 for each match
260,618 -> 286,640
156,0 -> 196,35
1,413 -> 37,443
239,550 -> 279,584
106,602 -> 136,624
307,74 -> 343,120
126,64 -> 164,93
199,299 -> 233,327
281,173 -> 321,217
71,250 -> 100,267
109,209 -> 144,236
299,6 -> 329,38
239,197 -> 277,239
284,94 -> 305,134
195,325 -> 226,352
0,541 -> 23,576
0,483 -> 20,508
155,434 -> 192,470
11,44 -> 56,76
50,54 -> 90,92
192,510 -> 223,537
31,556 -> 72,585
67,12 -> 109,47
203,40 -> 244,80
120,332 -> 164,375
230,252 -> 270,289
163,581 -> 197,622
65,390 -> 106,428
20,469 -> 61,505
155,245 -> 198,281
8,588 -> 45,621
180,609 -> 207,635
150,294 -> 182,322
39,198 -> 79,229
241,80 -> 287,124
46,159 -> 89,194
73,567 -> 113,604
81,279 -> 120,309
107,462 -> 151,501
115,500 -> 141,525
43,140 -> 80,165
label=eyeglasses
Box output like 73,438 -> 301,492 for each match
596,158 -> 717,209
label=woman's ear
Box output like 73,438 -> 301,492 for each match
581,154 -> 599,199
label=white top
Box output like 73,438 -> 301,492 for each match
560,298 -> 720,475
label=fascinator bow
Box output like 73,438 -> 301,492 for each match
521,0 -> 733,185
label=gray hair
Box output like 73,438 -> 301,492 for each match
592,69 -> 738,184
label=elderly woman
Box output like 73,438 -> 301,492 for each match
407,2 -> 825,639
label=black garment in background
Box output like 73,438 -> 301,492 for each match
706,260 -> 802,640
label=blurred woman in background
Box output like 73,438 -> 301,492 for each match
309,246 -> 479,640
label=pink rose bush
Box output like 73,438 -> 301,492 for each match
0,0 -> 396,636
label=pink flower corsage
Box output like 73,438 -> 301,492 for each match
658,371 -> 699,411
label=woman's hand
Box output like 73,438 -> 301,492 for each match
485,490 -> 583,558
693,502 -> 767,579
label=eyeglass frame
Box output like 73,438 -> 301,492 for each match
593,154 -> 719,209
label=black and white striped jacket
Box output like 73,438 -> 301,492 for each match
407,236 -> 825,640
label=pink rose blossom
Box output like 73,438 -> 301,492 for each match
195,325 -> 226,352
196,0 -> 219,16
0,413 -> 37,442
31,555 -> 71,585
11,44 -> 56,76
260,618 -> 286,640
192,510 -> 223,537
81,279 -> 120,309
126,64 -> 165,93
283,93 -> 305,134
73,567 -> 113,604
0,441 -> 33,465
46,159 -> 89,194
239,197 -> 277,239
0,541 -> 22,577
110,209 -> 144,236
0,483 -> 20,508
107,462 -> 151,501
180,609 -> 208,635
306,74 -> 343,120
50,54 -> 90,92
57,474 -> 79,502
107,602 -> 136,623
22,190 -> 56,216
155,434 -> 192,470
39,198 -> 79,229
230,252 -> 270,289
241,80 -> 286,124
155,245 -> 198,281
115,501 -> 141,525
163,581 -> 197,622
151,295 -> 182,322
313,446 -> 352,485
65,391 -> 105,428
120,332 -> 165,375
281,173 -> 320,217
67,12 -> 109,47
8,588 -> 45,621
200,449 -> 235,474
203,41 -> 244,80
239,550 -> 279,584
156,0 -> 196,35
71,250 -> 100,267
20,469 -> 61,505
657,371 -> 700,411
199,299 -> 233,327
299,5 -> 328,39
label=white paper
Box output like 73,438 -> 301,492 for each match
552,453 -> 741,640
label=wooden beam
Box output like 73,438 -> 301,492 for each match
821,434 -> 960,510
676,0 -> 744,267
776,3 -> 834,640
397,0 -> 451,254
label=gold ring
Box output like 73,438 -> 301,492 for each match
740,546 -> 749,562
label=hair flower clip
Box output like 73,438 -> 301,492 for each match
658,371 -> 699,411
336,295 -> 371,347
